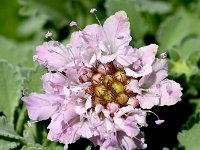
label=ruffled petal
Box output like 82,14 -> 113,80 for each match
34,41 -> 71,71
41,72 -> 67,95
22,93 -> 63,121
159,80 -> 182,106
103,11 -> 131,53
139,44 -> 158,65
137,94 -> 160,109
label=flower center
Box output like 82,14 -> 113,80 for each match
81,62 -> 136,107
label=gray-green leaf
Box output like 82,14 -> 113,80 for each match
23,66 -> 47,93
0,61 -> 22,123
0,116 -> 25,150
157,8 -> 200,51
178,122 -> 200,150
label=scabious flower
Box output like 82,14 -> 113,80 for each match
22,10 -> 182,150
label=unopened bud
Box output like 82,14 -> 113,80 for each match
94,85 -> 107,97
97,63 -> 111,74
116,93 -> 128,105
114,71 -> 127,83
92,73 -> 103,84
112,81 -> 124,94
127,97 -> 139,108
103,75 -> 114,87
107,102 -> 119,114
93,96 -> 106,106
85,86 -> 93,95
79,67 -> 93,82
113,60 -> 123,70
103,90 -> 115,102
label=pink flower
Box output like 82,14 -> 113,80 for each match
22,10 -> 182,150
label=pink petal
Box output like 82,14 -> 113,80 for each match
116,47 -> 136,66
99,53 -> 116,64
35,41 -> 71,71
22,93 -> 63,121
125,64 -> 152,78
137,94 -> 160,109
41,72 -> 67,95
159,80 -> 182,106
103,11 -> 131,53
155,119 -> 165,125
139,44 -> 158,65
128,79 -> 141,94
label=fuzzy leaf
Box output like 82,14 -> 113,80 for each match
178,99 -> 200,150
18,0 -> 98,29
23,66 -> 47,93
175,37 -> 200,62
0,116 -> 24,149
157,8 -> 200,51
0,116 -> 24,140
0,139 -> 20,150
23,124 -> 36,145
0,61 -> 22,122
0,36 -> 36,68
178,120 -> 200,150
168,37 -> 200,78
134,0 -> 171,14
0,0 -> 21,39
21,144 -> 48,150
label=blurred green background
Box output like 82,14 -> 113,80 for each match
0,0 -> 200,149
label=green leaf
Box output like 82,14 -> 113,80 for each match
23,125 -> 36,145
168,37 -> 200,78
169,60 -> 199,81
134,0 -> 171,14
105,0 -> 148,47
85,144 -> 92,150
23,66 -> 47,93
178,99 -> 200,150
18,0 -> 99,29
21,144 -> 48,150
176,37 -> 200,62
157,8 -> 200,51
0,116 -> 24,141
189,99 -> 200,114
0,61 -> 22,122
0,139 -> 20,150
178,121 -> 200,150
0,116 -> 25,149
0,36 -> 36,68
17,15 -> 47,37
0,0 -> 21,39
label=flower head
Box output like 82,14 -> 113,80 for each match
23,10 -> 182,149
